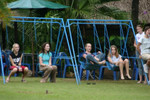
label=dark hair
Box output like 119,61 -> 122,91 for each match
136,24 -> 143,28
39,42 -> 51,54
85,43 -> 92,47
144,26 -> 150,33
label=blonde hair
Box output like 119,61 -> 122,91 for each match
108,45 -> 119,58
12,43 -> 19,51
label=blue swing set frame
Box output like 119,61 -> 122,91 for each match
1,17 -> 149,85
66,19 -> 150,85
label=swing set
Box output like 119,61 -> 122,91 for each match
0,17 -> 149,85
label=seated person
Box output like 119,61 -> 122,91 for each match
39,42 -> 57,83
107,45 -> 131,80
82,43 -> 106,65
6,43 -> 28,83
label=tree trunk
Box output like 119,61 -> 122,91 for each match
14,22 -> 18,43
1,22 -> 6,49
131,0 -> 139,28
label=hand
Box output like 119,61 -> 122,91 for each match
18,67 -> 22,72
97,51 -> 101,54
139,55 -> 142,59
49,65 -> 53,70
18,63 -> 21,66
13,64 -> 17,66
114,62 -> 119,66
90,61 -> 94,65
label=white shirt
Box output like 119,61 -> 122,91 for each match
135,32 -> 145,43
139,36 -> 150,55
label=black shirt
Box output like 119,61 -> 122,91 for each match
10,52 -> 22,66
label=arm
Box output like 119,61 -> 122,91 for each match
39,57 -> 46,67
134,40 -> 137,48
9,55 -> 17,66
107,56 -> 115,64
137,43 -> 141,55
18,54 -> 23,66
48,57 -> 52,66
82,54 -> 87,59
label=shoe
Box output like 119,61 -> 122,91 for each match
143,64 -> 148,73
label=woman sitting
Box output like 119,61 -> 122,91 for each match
107,45 -> 131,80
6,43 -> 28,83
39,42 -> 57,83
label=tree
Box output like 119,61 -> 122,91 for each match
131,0 -> 139,28
0,0 -> 12,49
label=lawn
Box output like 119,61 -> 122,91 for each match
0,77 -> 150,100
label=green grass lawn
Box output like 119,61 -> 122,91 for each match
0,77 -> 150,100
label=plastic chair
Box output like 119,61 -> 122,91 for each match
99,61 -> 120,80
0,51 -> 9,75
61,52 -> 76,78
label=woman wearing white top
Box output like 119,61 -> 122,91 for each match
108,45 -> 131,80
134,25 -> 146,84
137,26 -> 150,84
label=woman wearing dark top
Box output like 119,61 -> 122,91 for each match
6,43 -> 28,83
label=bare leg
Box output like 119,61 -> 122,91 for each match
6,68 -> 18,82
147,60 -> 150,81
118,60 -> 124,80
144,76 -> 147,84
137,75 -> 142,83
148,68 -> 150,81
22,67 -> 28,82
124,59 -> 131,79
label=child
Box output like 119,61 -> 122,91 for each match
39,42 -> 57,83
82,43 -> 106,65
108,45 -> 131,80
133,25 -> 146,83
137,26 -> 150,84
6,43 -> 28,83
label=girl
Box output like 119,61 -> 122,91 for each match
137,26 -> 150,84
108,45 -> 131,80
39,42 -> 57,83
6,43 -> 28,83
134,25 -> 146,83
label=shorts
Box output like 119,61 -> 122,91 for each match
9,66 -> 27,73
141,54 -> 150,61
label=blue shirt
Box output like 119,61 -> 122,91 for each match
39,52 -> 52,65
